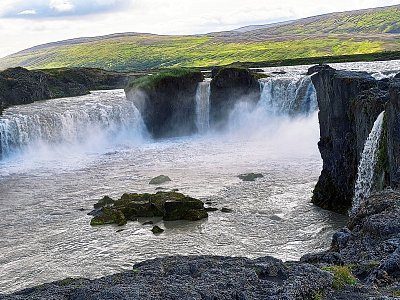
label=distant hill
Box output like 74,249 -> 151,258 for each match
1,4 -> 400,71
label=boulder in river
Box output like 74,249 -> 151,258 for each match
149,175 -> 171,185
238,173 -> 264,181
151,226 -> 164,234
90,192 -> 208,226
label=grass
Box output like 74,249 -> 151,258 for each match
322,266 -> 357,290
128,68 -> 200,89
1,5 -> 400,71
0,36 -> 387,71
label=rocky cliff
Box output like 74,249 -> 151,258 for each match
210,67 -> 260,129
311,67 -> 395,213
387,81 -> 400,189
125,69 -> 204,139
0,67 -> 130,114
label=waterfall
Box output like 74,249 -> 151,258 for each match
258,76 -> 317,115
195,80 -> 211,133
0,90 -> 146,159
351,111 -> 385,215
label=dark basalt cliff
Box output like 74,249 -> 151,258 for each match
387,81 -> 400,189
310,67 -> 399,213
0,67 -> 130,114
125,69 -> 203,139
210,67 -> 260,129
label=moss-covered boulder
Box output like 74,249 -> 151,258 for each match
125,68 -> 204,138
90,207 -> 127,226
93,196 -> 115,209
164,197 -> 206,221
149,175 -> 171,185
90,192 -> 208,226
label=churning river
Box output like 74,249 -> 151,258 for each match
1,60 -> 399,293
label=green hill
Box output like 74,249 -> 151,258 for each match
1,5 -> 400,71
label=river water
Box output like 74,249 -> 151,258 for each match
1,59 -> 399,293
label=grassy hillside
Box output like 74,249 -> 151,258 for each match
1,5 -> 400,71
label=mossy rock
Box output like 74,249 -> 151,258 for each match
163,196 -> 206,221
184,209 -> 209,221
90,207 -> 127,226
238,173 -> 264,182
90,191 -> 207,225
149,175 -> 172,185
93,196 -> 115,209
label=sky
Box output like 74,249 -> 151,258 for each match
0,0 -> 399,58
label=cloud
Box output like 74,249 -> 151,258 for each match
49,0 -> 74,13
18,10 -> 37,15
0,0 -> 129,19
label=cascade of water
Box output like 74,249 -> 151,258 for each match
195,80 -> 211,133
0,90 -> 145,159
258,76 -> 317,115
351,111 -> 385,215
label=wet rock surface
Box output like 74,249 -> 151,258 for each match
210,67 -> 260,129
125,69 -> 203,138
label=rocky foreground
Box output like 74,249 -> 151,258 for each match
1,191 -> 399,299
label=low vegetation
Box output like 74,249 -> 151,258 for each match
322,266 -> 357,290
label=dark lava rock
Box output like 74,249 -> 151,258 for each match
149,175 -> 171,185
2,256 -> 333,300
90,192 -> 208,225
238,173 -> 264,182
151,226 -> 164,234
125,69 -> 203,138
210,67 -> 260,129
205,207 -> 218,212
93,196 -> 115,209
307,64 -> 334,75
272,70 -> 287,75
394,73 -> 400,79
387,81 -> 400,189
221,207 -> 233,213
302,191 -> 400,296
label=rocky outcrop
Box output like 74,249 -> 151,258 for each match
302,191 -> 400,299
311,67 -> 390,212
0,256 -> 334,300
0,67 -> 131,114
387,81 -> 400,189
125,69 -> 203,138
89,191 -> 208,225
210,67 -> 260,129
